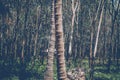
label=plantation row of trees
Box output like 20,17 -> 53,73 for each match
0,0 -> 120,80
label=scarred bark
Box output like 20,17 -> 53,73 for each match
55,0 -> 67,80
44,0 -> 55,80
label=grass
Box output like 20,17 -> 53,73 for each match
80,58 -> 120,80
94,64 -> 120,80
66,58 -> 120,80
94,71 -> 120,80
0,57 -> 120,80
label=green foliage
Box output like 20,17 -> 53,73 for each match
28,59 -> 45,73
94,68 -> 120,80
26,57 -> 46,79
65,59 -> 120,80
1,76 -> 19,80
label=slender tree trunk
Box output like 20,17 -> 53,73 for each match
89,25 -> 94,80
107,0 -> 119,72
55,0 -> 67,80
89,1 -> 104,79
94,5 -> 104,57
21,40 -> 25,62
68,0 -> 78,55
107,0 -> 114,72
103,8 -> 106,65
88,8 -> 94,80
14,0 -> 20,59
34,6 -> 40,56
44,0 -> 55,80
116,20 -> 119,69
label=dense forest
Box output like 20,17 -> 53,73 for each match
0,0 -> 120,80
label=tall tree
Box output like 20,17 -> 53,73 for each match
94,4 -> 104,57
68,0 -> 78,55
89,0 -> 104,79
54,0 -> 67,80
44,0 -> 55,80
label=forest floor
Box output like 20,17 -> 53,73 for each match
81,59 -> 120,80
0,58 -> 120,80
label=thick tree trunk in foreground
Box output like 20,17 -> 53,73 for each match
55,0 -> 67,80
44,0 -> 55,80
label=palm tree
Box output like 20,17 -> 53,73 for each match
54,0 -> 67,80
44,0 -> 55,80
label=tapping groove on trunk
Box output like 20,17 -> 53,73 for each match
55,0 -> 67,80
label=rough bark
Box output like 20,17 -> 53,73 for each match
44,0 -> 55,80
55,0 -> 67,80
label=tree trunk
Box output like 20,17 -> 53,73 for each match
44,0 -> 55,80
34,6 -> 40,56
94,5 -> 104,57
89,18 -> 94,80
68,0 -> 78,55
55,0 -> 67,80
